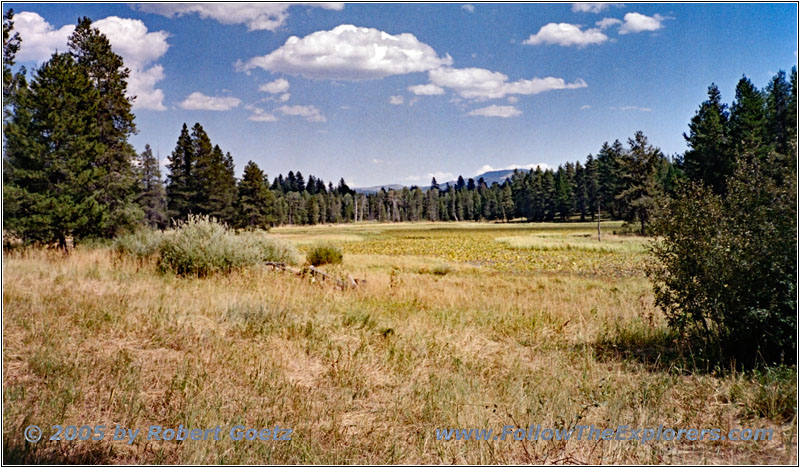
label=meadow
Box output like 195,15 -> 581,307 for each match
2,221 -> 796,464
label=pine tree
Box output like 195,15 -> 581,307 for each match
136,144 -> 167,228
166,123 -> 195,221
765,70 -> 792,155
3,52 -> 106,247
729,76 -> 768,161
584,155 -> 599,220
683,83 -> 731,194
68,17 -> 141,236
236,161 -> 275,229
597,140 -> 623,218
3,8 -> 24,119
616,131 -> 664,234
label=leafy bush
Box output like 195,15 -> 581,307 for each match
306,243 -> 343,266
113,229 -> 164,258
648,155 -> 796,367
156,215 -> 297,276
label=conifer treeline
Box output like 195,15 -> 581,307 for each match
148,125 -> 680,231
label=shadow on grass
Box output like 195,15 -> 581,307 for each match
3,438 -> 119,465
590,326 -> 729,375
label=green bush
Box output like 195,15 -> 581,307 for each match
156,215 -> 297,276
306,243 -> 343,266
648,155 -> 796,367
112,229 -> 164,258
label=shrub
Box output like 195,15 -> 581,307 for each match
112,229 -> 164,258
156,215 -> 297,276
306,243 -> 343,266
648,155 -> 796,367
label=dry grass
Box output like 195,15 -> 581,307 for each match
3,222 -> 796,464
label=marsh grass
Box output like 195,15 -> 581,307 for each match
3,222 -> 795,464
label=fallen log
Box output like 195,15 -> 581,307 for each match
262,261 -> 365,289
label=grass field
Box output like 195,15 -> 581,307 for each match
3,221 -> 796,464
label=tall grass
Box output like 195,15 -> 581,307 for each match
3,222 -> 795,464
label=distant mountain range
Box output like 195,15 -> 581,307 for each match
354,168 -> 525,194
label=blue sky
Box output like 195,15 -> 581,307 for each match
5,2 -> 798,187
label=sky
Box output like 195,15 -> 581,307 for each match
5,2 -> 798,187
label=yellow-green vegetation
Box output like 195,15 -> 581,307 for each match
3,222 -> 796,464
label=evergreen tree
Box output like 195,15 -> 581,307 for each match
765,70 -> 792,155
585,155 -> 599,220
3,52 -> 106,247
616,131 -> 664,234
3,8 -> 24,119
237,161 -> 275,229
729,75 -> 768,161
165,123 -> 194,221
136,144 -> 167,228
683,83 -> 731,194
68,17 -> 141,236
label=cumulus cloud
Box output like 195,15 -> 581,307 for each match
13,13 -> 171,110
389,95 -> 404,105
467,105 -> 521,118
135,3 -> 344,32
408,83 -> 446,95
523,23 -> 608,47
259,78 -> 289,94
179,92 -> 241,111
475,163 -> 550,175
462,4 -> 475,13
237,24 -> 453,80
13,11 -> 74,62
507,96 -> 519,103
429,67 -> 586,100
94,16 -> 170,110
245,104 -> 278,122
571,3 -> 624,14
619,12 -> 665,34
277,104 -> 327,122
595,17 -> 623,30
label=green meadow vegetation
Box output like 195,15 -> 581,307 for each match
3,222 -> 796,464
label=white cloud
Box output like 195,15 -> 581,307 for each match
475,163 -> 550,175
595,17 -> 623,30
429,67 -> 587,100
277,104 -> 327,122
571,3 -> 624,14
372,158 -> 384,164
237,24 -> 453,80
467,105 -> 521,118
619,12 -> 665,34
135,3 -> 344,32
402,175 -> 422,182
389,95 -> 404,105
610,105 -> 652,112
408,83 -> 446,95
278,93 -> 291,102
13,13 -> 170,110
580,104 -> 591,110
13,11 -> 75,62
507,96 -> 519,103
462,4 -> 475,13
428,171 -> 455,181
245,104 -> 278,122
179,92 -> 241,111
259,78 -> 290,94
94,16 -> 170,110
523,23 -> 608,47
